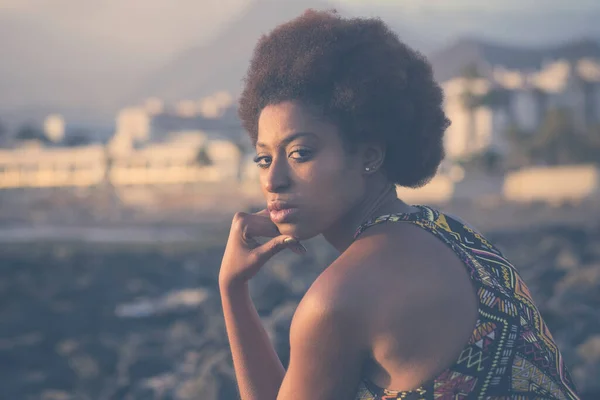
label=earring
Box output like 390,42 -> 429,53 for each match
365,167 -> 371,172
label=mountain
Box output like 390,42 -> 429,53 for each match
429,37 -> 600,82
2,1 -> 598,124
132,0 -> 427,103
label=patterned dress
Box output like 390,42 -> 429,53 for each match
353,205 -> 580,400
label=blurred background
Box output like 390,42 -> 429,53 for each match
1,0 -> 599,399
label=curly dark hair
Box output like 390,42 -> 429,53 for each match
238,9 -> 450,188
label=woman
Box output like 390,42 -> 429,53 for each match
218,9 -> 580,400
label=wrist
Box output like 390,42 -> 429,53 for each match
219,275 -> 249,295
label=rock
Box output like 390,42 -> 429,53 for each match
572,363 -> 600,395
114,288 -> 212,318
555,247 -> 581,271
175,351 -> 237,400
40,390 -> 72,400
68,354 -> 100,379
269,302 -> 298,334
553,264 -> 600,308
271,258 -> 320,297
140,373 -> 177,397
577,336 -> 600,365
262,301 -> 298,367
2,222 -> 600,399
249,274 -> 292,316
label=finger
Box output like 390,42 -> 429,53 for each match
242,214 -> 280,239
250,210 -> 306,254
287,245 -> 307,255
253,236 -> 307,264
253,208 -> 270,217
232,212 -> 280,244
282,237 -> 308,255
251,209 -> 306,254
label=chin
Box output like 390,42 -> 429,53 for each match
275,222 -> 320,241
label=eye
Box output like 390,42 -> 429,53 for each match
253,155 -> 271,169
289,148 -> 313,162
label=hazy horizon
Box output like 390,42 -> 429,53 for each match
1,0 -> 600,124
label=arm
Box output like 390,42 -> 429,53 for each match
277,287 -> 367,400
222,263 -> 368,400
218,211 -> 306,400
220,281 -> 285,400
220,210 -> 367,400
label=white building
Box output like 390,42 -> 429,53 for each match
443,77 -> 511,159
442,57 -> 600,160
510,88 -> 544,133
44,114 -> 65,143
0,97 -> 248,189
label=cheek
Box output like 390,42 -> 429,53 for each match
301,156 -> 364,204
303,158 -> 343,185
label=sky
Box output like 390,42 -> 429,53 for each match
1,0 -> 599,61
341,0 -> 599,11
1,0 -> 599,122
0,0 -> 251,61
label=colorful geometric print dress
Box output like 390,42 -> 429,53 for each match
353,205 -> 580,400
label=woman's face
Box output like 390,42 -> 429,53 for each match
255,100 -> 367,240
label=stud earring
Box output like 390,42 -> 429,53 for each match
365,167 -> 371,172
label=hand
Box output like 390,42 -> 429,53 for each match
219,209 -> 306,289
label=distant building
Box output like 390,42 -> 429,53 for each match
509,87 -> 545,132
44,114 -> 65,143
0,88 -> 253,189
103,98 -> 248,186
143,97 -> 165,116
434,39 -> 600,160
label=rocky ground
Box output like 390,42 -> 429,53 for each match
0,213 -> 599,399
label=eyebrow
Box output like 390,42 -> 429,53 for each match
256,131 -> 318,149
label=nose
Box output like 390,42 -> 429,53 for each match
264,156 -> 291,193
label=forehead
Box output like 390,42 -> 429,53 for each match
257,101 -> 339,146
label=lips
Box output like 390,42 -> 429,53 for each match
268,202 -> 300,223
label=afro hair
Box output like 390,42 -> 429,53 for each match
238,9 -> 450,188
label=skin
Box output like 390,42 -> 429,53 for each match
219,100 -> 479,400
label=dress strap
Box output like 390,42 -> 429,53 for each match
353,205 -> 434,240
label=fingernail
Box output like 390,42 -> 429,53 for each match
291,243 -> 307,254
284,238 -> 306,255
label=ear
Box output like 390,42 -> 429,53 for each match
361,142 -> 385,174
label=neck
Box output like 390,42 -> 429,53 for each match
322,179 -> 413,253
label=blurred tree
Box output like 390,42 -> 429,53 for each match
522,108 -> 600,166
460,148 -> 504,174
460,63 -> 482,154
15,124 -> 47,143
461,63 -> 482,81
64,130 -> 91,146
233,137 -> 249,182
590,125 -> 600,164
482,148 -> 503,173
531,108 -> 576,164
506,124 -> 534,168
478,88 -> 512,110
196,146 -> 213,166
0,118 -> 6,146
458,64 -> 513,171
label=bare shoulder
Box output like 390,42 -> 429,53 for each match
301,220 -> 478,338
287,253 -> 373,353
301,221 -> 480,388
288,241 -> 384,342
347,220 -> 476,296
